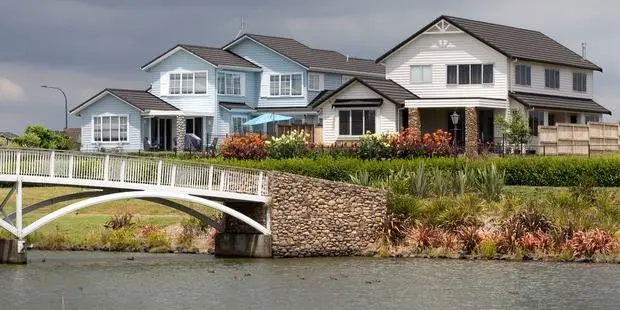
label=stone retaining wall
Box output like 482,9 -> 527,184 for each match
223,201 -> 267,234
268,172 -> 387,257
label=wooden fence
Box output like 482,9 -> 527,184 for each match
538,122 -> 620,155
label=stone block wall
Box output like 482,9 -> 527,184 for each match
268,172 -> 387,257
465,107 -> 478,158
176,115 -> 186,150
408,108 -> 421,137
222,201 -> 267,234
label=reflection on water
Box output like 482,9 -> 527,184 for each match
0,251 -> 619,310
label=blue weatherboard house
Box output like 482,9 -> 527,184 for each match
70,34 -> 384,152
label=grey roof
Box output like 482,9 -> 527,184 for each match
227,34 -> 385,75
377,15 -> 602,71
0,132 -> 18,140
308,90 -> 335,107
219,101 -> 254,111
510,92 -> 611,114
311,77 -> 418,108
142,44 -> 260,70
71,89 -> 179,113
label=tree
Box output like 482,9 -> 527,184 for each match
12,125 -> 72,150
495,109 -> 530,151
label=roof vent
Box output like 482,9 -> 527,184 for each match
581,42 -> 587,59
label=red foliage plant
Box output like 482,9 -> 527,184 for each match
517,232 -> 553,252
389,128 -> 452,158
220,134 -> 268,160
564,229 -> 618,258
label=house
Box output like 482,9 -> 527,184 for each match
0,132 -> 18,146
313,15 -> 610,154
70,34 -> 384,152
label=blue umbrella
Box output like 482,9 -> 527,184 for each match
243,113 -> 292,126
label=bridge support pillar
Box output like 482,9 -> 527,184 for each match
0,239 -> 27,264
214,234 -> 272,258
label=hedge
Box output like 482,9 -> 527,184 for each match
134,154 -> 620,187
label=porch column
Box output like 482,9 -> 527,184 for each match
465,107 -> 478,158
407,108 -> 421,137
176,115 -> 186,151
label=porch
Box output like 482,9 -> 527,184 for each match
142,115 -> 215,151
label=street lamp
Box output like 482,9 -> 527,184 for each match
41,85 -> 68,131
450,110 -> 460,192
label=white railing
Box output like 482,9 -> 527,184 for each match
0,148 -> 269,197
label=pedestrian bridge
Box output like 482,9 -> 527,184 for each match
0,148 -> 271,253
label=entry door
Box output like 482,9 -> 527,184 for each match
478,110 -> 494,143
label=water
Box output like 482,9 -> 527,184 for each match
0,251 -> 618,310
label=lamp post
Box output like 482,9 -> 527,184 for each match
41,85 -> 68,131
450,110 -> 460,192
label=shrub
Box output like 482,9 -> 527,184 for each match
517,232 -> 553,253
141,227 -> 170,250
33,226 -> 68,250
456,225 -> 482,254
349,169 -> 372,186
104,212 -> 134,230
389,129 -> 451,158
406,225 -> 441,249
387,192 -> 421,218
474,164 -> 504,201
266,130 -> 310,159
12,125 -> 72,150
381,214 -> 408,246
105,228 -> 141,251
220,134 -> 267,160
177,218 -> 209,249
564,229 -> 618,258
357,132 -> 393,160
428,168 -> 452,197
477,238 -> 500,259
408,162 -> 427,197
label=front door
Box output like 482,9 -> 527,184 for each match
478,109 -> 494,143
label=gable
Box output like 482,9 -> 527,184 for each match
227,38 -> 306,73
75,93 -> 142,117
147,49 -> 215,73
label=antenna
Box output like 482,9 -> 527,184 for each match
581,42 -> 587,59
235,17 -> 246,39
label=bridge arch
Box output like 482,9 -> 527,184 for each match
20,191 -> 270,238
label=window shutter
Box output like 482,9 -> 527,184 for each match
160,72 -> 169,96
260,72 -> 270,97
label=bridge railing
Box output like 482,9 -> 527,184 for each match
0,148 -> 268,197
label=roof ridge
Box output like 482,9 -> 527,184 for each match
180,44 -> 224,50
106,88 -> 149,93
442,15 -> 542,34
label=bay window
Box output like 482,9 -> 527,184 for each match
217,72 -> 242,96
269,73 -> 303,96
168,72 -> 207,95
338,109 -> 376,136
93,115 -> 128,142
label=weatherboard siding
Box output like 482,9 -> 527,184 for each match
385,32 -> 507,99
147,49 -> 217,115
77,95 -> 143,152
321,83 -> 398,145
228,39 -> 308,108
510,61 -> 594,99
216,69 -> 259,108
308,72 -> 344,102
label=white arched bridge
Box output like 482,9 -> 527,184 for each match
0,148 -> 271,253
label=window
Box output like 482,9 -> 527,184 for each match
548,113 -> 556,126
545,68 -> 560,89
570,114 -> 578,124
585,115 -> 599,123
447,65 -> 457,84
458,64 -> 470,84
231,116 -> 247,134
483,64 -> 494,84
410,65 -> 432,84
447,64 -> 493,85
338,110 -> 376,135
470,64 -> 482,84
93,115 -> 129,142
528,110 -> 544,136
573,72 -> 587,92
217,72 -> 242,96
308,73 -> 322,91
169,72 -> 207,95
515,64 -> 531,86
269,73 -> 303,96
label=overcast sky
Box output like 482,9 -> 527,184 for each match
1,0 -> 618,133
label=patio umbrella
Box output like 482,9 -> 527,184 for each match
243,113 -> 292,126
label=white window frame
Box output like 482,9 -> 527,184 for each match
446,63 -> 494,85
337,108 -> 377,137
91,114 -> 129,143
268,73 -> 303,97
410,65 -> 432,84
231,115 -> 248,134
308,73 -> 323,91
573,72 -> 587,93
168,71 -> 208,95
217,71 -> 244,96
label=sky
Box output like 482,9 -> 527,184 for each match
0,0 -> 618,133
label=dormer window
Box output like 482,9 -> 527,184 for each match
169,72 -> 207,95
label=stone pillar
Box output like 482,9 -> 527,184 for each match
465,107 -> 478,158
215,202 -> 272,258
407,108 -> 421,136
175,115 -> 186,151
0,239 -> 27,264
222,202 -> 267,234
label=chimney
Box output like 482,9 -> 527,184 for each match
581,42 -> 587,59
346,55 -> 349,62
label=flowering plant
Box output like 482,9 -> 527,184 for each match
357,132 -> 393,160
389,129 -> 452,158
266,130 -> 310,159
220,134 -> 267,160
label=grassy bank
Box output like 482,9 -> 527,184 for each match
0,186 -> 219,253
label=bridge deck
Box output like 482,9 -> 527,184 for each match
0,148 -> 268,203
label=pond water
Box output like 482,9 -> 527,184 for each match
0,251 -> 618,309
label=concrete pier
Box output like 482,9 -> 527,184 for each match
0,239 -> 27,264
214,234 -> 272,258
